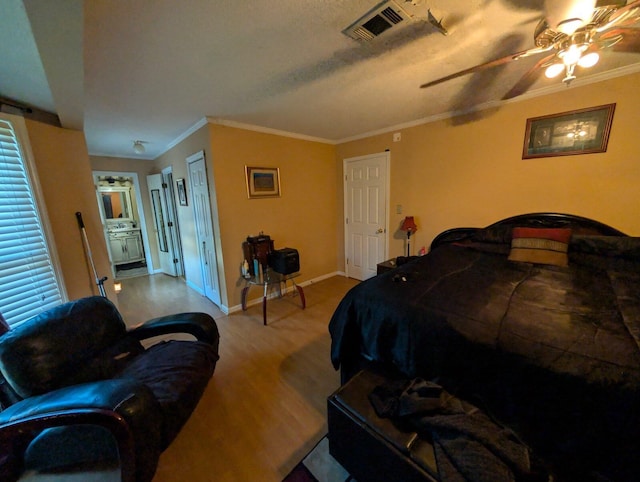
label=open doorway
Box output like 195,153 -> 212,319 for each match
93,171 -> 154,280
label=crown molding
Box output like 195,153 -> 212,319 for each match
206,117 -> 334,144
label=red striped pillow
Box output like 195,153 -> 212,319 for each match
508,227 -> 571,267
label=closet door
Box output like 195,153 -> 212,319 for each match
187,152 -> 221,306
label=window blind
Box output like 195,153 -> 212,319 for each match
0,118 -> 62,327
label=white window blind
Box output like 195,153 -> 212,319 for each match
0,118 -> 62,327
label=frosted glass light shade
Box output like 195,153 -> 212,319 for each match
578,52 -> 599,68
133,141 -> 145,154
545,0 -> 596,34
545,63 -> 565,78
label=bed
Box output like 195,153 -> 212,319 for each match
329,213 -> 640,481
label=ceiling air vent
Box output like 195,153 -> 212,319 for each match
343,1 -> 411,41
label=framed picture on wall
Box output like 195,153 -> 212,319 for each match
245,166 -> 281,198
176,178 -> 188,206
523,103 -> 616,159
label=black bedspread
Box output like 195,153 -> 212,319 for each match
329,236 -> 640,480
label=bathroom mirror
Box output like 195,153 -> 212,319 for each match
99,187 -> 133,220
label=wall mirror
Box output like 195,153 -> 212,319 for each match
151,189 -> 168,252
99,187 -> 133,220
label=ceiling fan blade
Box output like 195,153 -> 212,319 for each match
419,46 -> 551,89
609,26 -> 640,51
596,0 -> 640,32
502,54 -> 557,100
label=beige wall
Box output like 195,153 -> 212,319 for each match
153,123 -> 338,310
90,155 -> 159,270
24,119 -> 117,301
336,72 -> 640,267
209,124 -> 338,309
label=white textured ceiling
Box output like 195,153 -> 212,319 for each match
1,0 -> 639,159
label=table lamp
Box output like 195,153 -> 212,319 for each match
401,216 -> 418,257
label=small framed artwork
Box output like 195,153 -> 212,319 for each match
245,166 -> 281,198
522,103 -> 615,159
176,178 -> 188,206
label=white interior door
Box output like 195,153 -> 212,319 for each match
344,152 -> 389,280
187,152 -> 221,305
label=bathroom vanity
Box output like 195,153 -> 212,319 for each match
98,184 -> 146,266
108,226 -> 144,265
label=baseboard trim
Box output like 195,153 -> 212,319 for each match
185,279 -> 204,296
184,280 -> 231,314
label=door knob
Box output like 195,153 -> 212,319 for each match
376,228 -> 384,234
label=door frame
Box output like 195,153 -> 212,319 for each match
161,166 -> 184,277
93,170 -> 154,275
343,151 -> 390,279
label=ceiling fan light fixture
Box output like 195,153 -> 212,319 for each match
556,18 -> 584,35
544,0 -> 596,34
578,51 -> 599,68
133,140 -> 146,154
545,63 -> 565,78
559,43 -> 588,66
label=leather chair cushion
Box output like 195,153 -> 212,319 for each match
118,340 -> 219,447
24,424 -> 120,473
0,297 -> 131,399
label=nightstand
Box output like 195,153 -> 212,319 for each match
376,258 -> 397,275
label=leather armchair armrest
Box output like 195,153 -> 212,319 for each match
0,379 -> 153,423
0,407 -> 135,482
0,379 -> 161,482
128,312 -> 219,347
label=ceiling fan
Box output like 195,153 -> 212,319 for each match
419,0 -> 640,99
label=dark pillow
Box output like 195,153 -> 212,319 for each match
471,225 -> 513,244
508,227 -> 571,267
570,235 -> 640,259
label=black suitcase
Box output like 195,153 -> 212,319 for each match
268,248 -> 299,275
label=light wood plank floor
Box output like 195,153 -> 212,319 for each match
116,273 -> 359,482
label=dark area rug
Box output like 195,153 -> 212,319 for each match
284,463 -> 318,482
282,436 -> 353,482
116,261 -> 147,270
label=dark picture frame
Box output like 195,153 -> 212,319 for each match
176,178 -> 187,206
245,166 -> 281,198
523,103 -> 615,159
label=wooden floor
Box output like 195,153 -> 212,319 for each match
116,273 -> 359,482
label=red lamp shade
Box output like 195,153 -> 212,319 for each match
401,216 -> 417,257
401,216 -> 417,233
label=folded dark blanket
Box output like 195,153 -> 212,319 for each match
369,378 -> 546,482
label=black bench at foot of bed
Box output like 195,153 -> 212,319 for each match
328,369 -> 438,482
328,369 -> 554,482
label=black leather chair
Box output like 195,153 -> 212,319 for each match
0,296 -> 220,482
